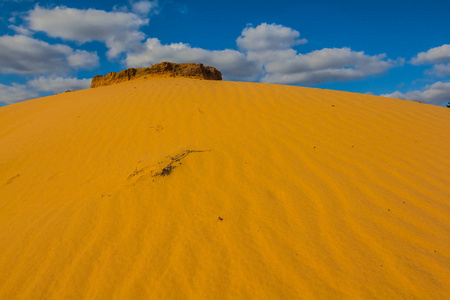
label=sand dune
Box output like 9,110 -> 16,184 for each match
0,77 -> 449,299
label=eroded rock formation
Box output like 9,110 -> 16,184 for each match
91,62 -> 222,88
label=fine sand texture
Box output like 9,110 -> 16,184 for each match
0,78 -> 449,299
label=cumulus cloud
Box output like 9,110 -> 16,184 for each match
236,24 -> 396,84
0,35 -> 99,75
126,38 -> 261,80
411,44 -> 450,65
257,48 -> 396,84
428,63 -> 450,77
131,0 -> 159,16
387,45 -> 450,101
0,19 -> 399,104
7,24 -> 33,36
0,76 -> 92,105
26,6 -> 148,58
0,83 -> 38,104
409,44 -> 450,77
382,81 -> 450,105
234,23 -> 396,84
237,23 -> 307,51
28,77 -> 91,93
67,51 -> 100,69
126,23 -> 394,83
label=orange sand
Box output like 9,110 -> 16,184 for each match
0,78 -> 449,299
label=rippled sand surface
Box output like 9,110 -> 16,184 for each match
1,78 -> 449,299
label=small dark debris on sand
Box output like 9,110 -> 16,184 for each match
6,174 -> 20,185
152,149 -> 210,178
160,165 -> 174,176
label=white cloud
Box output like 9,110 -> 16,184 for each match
67,50 -> 100,69
237,23 -> 307,51
0,83 -> 38,104
266,48 -> 390,73
131,0 -> 159,15
382,81 -> 450,105
2,17 -> 397,93
389,44 -> 450,105
8,24 -> 33,36
426,63 -> 450,77
411,44 -> 450,65
26,6 -> 148,58
235,23 -> 396,84
126,38 -> 261,80
257,48 -> 396,84
0,35 -> 99,75
28,76 -> 91,93
126,23 -> 394,83
0,76 -> 92,105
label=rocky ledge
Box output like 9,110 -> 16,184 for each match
91,62 -> 222,88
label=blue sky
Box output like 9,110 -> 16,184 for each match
1,0 -> 450,106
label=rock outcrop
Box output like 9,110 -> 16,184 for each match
91,62 -> 222,88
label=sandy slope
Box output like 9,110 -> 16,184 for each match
0,78 -> 449,299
